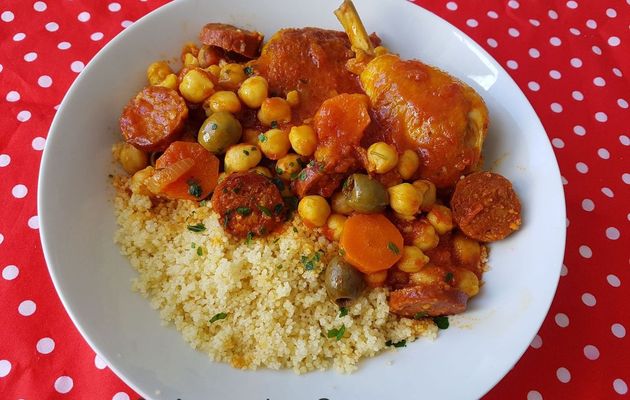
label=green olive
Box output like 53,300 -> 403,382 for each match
324,256 -> 365,307
198,111 -> 242,154
342,173 -> 389,213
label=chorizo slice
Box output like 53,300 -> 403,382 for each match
199,23 -> 263,59
389,285 -> 468,317
120,86 -> 188,152
292,165 -> 344,198
451,171 -> 522,242
211,172 -> 284,239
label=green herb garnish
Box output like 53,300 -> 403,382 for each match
258,133 -> 267,142
327,324 -> 346,341
273,203 -> 284,215
444,272 -> 454,283
258,204 -> 272,217
387,242 -> 400,255
187,223 -> 206,232
196,246 -> 203,256
275,166 -> 284,175
270,120 -> 278,129
433,316 -> 449,330
339,307 -> 348,317
413,312 -> 428,320
301,250 -> 324,270
209,312 -> 227,323
245,231 -> 254,244
199,200 -> 207,207
243,66 -> 254,76
385,339 -> 407,348
297,169 -> 308,181
243,149 -> 250,156
187,179 -> 202,198
236,207 -> 252,216
293,227 -> 299,233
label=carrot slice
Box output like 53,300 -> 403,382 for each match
155,141 -> 219,200
340,213 -> 404,273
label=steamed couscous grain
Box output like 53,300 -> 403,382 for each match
113,176 -> 436,373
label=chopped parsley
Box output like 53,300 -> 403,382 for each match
271,177 -> 285,191
273,237 -> 280,244
257,204 -> 272,217
187,223 -> 206,232
327,324 -> 346,341
191,243 -> 196,248
243,149 -> 250,156
339,307 -> 348,318
301,250 -> 324,270
196,246 -> 203,256
210,123 -> 218,130
232,186 -> 241,194
270,120 -> 278,129
209,312 -> 227,323
297,169 -> 308,181
245,231 -> 255,244
387,242 -> 400,255
273,203 -> 284,215
187,179 -> 202,198
236,206 -> 252,216
385,339 -> 407,348
275,166 -> 284,175
292,227 -> 298,233
258,133 -> 267,142
444,272 -> 454,283
243,66 -> 254,76
199,200 -> 208,207
413,312 -> 428,320
339,248 -> 346,256
433,316 -> 449,330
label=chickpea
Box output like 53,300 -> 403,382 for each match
238,76 -> 269,108
197,45 -> 222,68
286,90 -> 300,107
397,149 -> 420,180
453,268 -> 480,297
275,153 -> 303,180
397,246 -> 429,273
331,192 -> 353,215
207,64 -> 221,78
130,166 -> 154,196
388,183 -> 421,217
298,195 -> 331,227
250,166 -> 273,178
218,63 -> 246,90
374,46 -> 389,56
146,61 -> 172,86
113,142 -> 148,175
412,219 -> 439,251
258,128 -> 290,160
326,213 -> 347,241
242,128 -> 262,145
289,125 -> 318,156
412,179 -> 436,211
183,53 -> 199,68
257,97 -> 292,126
427,205 -> 454,235
364,270 -> 387,287
157,73 -> 178,90
180,42 -> 199,59
453,233 -> 481,265
179,69 -> 214,103
205,91 -> 242,114
367,142 -> 398,174
408,264 -> 441,285
224,144 -> 262,172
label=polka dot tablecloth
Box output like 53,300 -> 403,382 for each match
0,0 -> 627,398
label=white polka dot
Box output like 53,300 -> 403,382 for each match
0,154 -> 10,167
57,41 -> 71,50
601,187 -> 614,197
581,293 -> 596,306
566,0 -> 578,9
618,98 -> 628,109
32,136 -> 46,151
612,323 -> 626,338
38,75 -> 52,88
548,10 -> 558,19
529,19 -> 541,27
487,38 -> 498,48
18,300 -> 36,316
112,393 -> 130,400
77,11 -> 90,22
0,360 -> 11,378
508,0 -> 519,9
569,27 -> 581,35
90,32 -> 104,41
45,21 -> 58,31
71,61 -> 85,73
36,337 -> 55,354
614,379 -> 628,395
624,173 -> 630,184
572,91 -> 584,101
527,391 -> 543,400
28,215 -> 39,229
121,20 -> 133,28
466,19 -> 478,28
606,8 -> 617,17
551,138 -> 564,148
1,11 -> 15,22
586,19 -> 597,29
487,11 -> 498,19
583,345 -> 599,360
595,112 -> 607,122
528,81 -> 540,91
506,60 -> 518,70
570,57 -> 582,67
561,264 -> 568,276
94,354 -> 107,369
33,1 -> 47,11
556,367 -> 571,383
528,48 -> 540,58
549,37 -> 562,46
573,125 -> 586,136
0,233 -> 3,245
605,227 -> 620,240
608,36 -> 620,47
530,335 -> 543,349
551,102 -> 563,113
24,52 -> 38,62
13,32 -> 26,41
508,27 -> 520,37
593,77 -> 606,87
108,2 -> 122,12
2,265 -> 19,280
597,148 -> 610,159
612,68 -> 622,77
54,376 -> 73,394
561,176 -> 568,185
576,162 -> 588,173
12,184 -> 28,198
607,274 -> 621,287
566,218 -> 570,227
0,64 -> 3,73
549,70 -> 562,79
620,135 -> 629,146
592,45 -> 602,55
17,110 -> 31,122
6,90 -> 20,102
555,313 -> 569,327
579,245 -> 592,258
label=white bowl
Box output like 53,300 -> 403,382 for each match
38,0 -> 566,398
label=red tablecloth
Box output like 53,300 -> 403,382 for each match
1,0 -> 628,398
